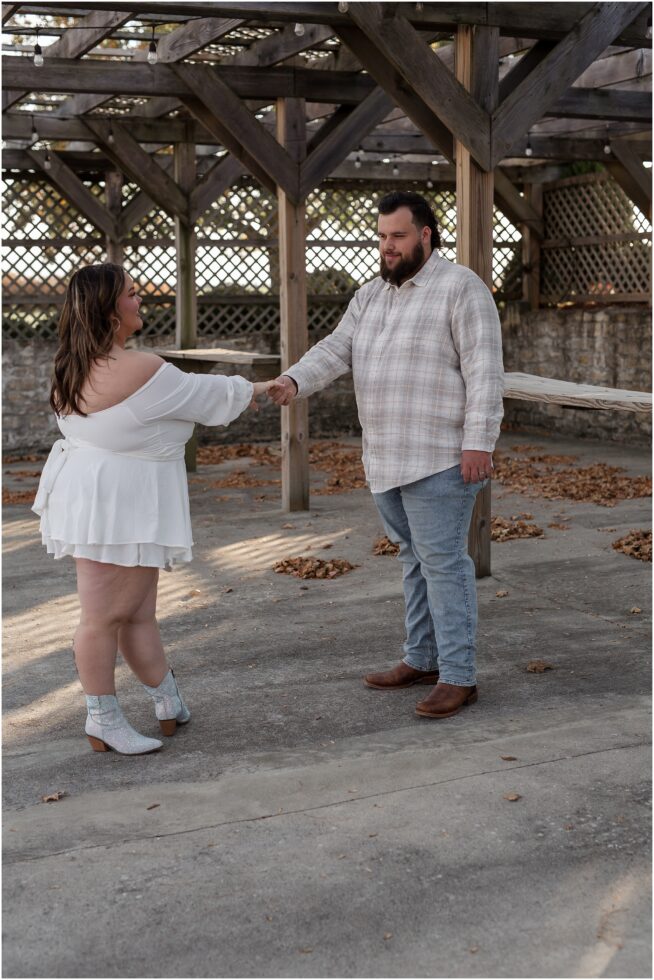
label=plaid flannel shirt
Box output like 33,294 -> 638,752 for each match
286,251 -> 505,493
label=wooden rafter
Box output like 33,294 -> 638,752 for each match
189,154 -> 245,222
82,118 -> 189,222
491,1 -> 649,166
151,16 -> 245,62
173,62 -> 299,200
26,147 -> 118,239
347,3 -> 490,169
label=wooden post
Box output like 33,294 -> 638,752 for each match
104,169 -> 123,265
174,138 -> 197,470
455,25 -> 499,578
277,97 -> 309,511
522,183 -> 543,310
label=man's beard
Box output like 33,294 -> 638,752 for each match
380,241 -> 425,286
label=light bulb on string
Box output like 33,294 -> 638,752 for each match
30,116 -> 38,145
294,22 -> 305,36
147,27 -> 158,66
525,133 -> 533,157
415,2 -> 424,11
44,149 -> 52,170
354,154 -> 362,169
338,2 -> 349,12
603,127 -> 611,155
426,179 -> 434,189
34,30 -> 44,67
392,161 -> 399,177
107,122 -> 115,145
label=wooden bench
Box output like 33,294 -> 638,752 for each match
154,347 -> 280,382
503,372 -> 652,414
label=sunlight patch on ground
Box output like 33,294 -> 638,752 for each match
202,529 -> 354,575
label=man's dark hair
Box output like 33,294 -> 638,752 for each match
377,191 -> 441,249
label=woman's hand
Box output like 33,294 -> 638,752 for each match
249,379 -> 276,411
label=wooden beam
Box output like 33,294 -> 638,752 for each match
606,144 -> 652,216
189,154 -> 245,222
54,93 -> 114,118
2,5 -> 21,26
62,3 -> 649,46
226,21 -> 334,66
522,183 -> 543,309
335,24 -> 454,161
499,41 -> 556,103
26,148 -> 118,239
300,87 -> 393,197
549,88 -> 651,122
277,97 -> 309,512
4,10 -> 134,112
347,3 -> 490,169
494,169 -> 544,237
455,24 -> 499,578
173,62 -> 300,201
83,118 -> 189,223
492,2 -> 650,167
105,169 -> 123,263
154,17 -> 245,62
1,57 -> 376,104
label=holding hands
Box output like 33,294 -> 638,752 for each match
249,377 -> 297,410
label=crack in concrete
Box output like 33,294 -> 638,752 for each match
5,737 -> 648,867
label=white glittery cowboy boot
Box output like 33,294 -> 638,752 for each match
143,669 -> 191,736
85,694 -> 162,755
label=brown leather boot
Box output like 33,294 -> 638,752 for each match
363,662 -> 439,690
415,681 -> 478,718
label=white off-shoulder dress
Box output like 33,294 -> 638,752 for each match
32,363 -> 253,570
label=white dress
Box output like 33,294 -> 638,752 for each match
32,363 -> 253,570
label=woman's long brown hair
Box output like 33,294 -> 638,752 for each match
50,263 -> 126,417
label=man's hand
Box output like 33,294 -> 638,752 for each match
267,374 -> 297,406
461,450 -> 493,484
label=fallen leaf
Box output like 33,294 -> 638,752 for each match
503,792 -> 522,802
383,932 -> 393,941
492,515 -> 544,542
548,522 -> 570,531
612,529 -> 652,562
630,606 -> 642,614
40,790 -> 67,803
298,948 -> 313,954
469,946 -> 479,954
564,824 -> 575,831
495,589 -> 509,598
222,587 -> 233,594
526,659 -> 554,672
146,803 -> 160,811
281,523 -> 294,529
273,555 -> 358,579
368,833 -> 378,838
373,535 -> 400,556
500,755 -> 517,761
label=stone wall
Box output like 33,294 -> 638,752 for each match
501,303 -> 651,445
3,303 -> 650,454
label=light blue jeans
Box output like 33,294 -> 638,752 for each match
372,466 -> 486,687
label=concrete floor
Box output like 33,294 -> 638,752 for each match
3,431 -> 651,979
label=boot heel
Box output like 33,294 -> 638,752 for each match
87,735 -> 109,752
159,718 -> 177,736
466,691 -> 479,705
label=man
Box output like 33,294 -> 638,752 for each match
268,191 -> 504,718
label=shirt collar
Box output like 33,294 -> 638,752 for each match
382,249 -> 442,291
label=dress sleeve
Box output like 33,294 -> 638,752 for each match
129,364 -> 254,427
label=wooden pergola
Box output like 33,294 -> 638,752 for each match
2,1 -> 652,574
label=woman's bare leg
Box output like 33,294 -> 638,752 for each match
118,569 -> 169,687
74,560 -> 160,694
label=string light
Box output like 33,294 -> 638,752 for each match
33,30 -> 44,67
44,148 -> 52,170
426,179 -> 434,189
415,2 -> 424,11
525,132 -> 533,157
392,157 -> 400,176
294,22 -> 305,36
354,146 -> 363,169
107,120 -> 115,145
603,126 -> 611,155
147,26 -> 158,65
338,2 -> 349,12
30,116 -> 38,145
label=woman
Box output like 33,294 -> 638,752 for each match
33,263 -> 272,755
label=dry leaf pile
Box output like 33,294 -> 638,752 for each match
612,529 -> 652,562
273,556 -> 358,579
308,442 -> 367,494
3,452 -> 44,465
494,449 -> 651,507
491,515 -> 544,542
373,535 -> 400,556
197,443 -> 280,466
206,470 -> 281,490
526,660 -> 554,672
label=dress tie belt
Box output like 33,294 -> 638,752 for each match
32,439 -> 74,516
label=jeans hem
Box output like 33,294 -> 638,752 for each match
439,674 -> 477,687
403,656 -> 439,672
